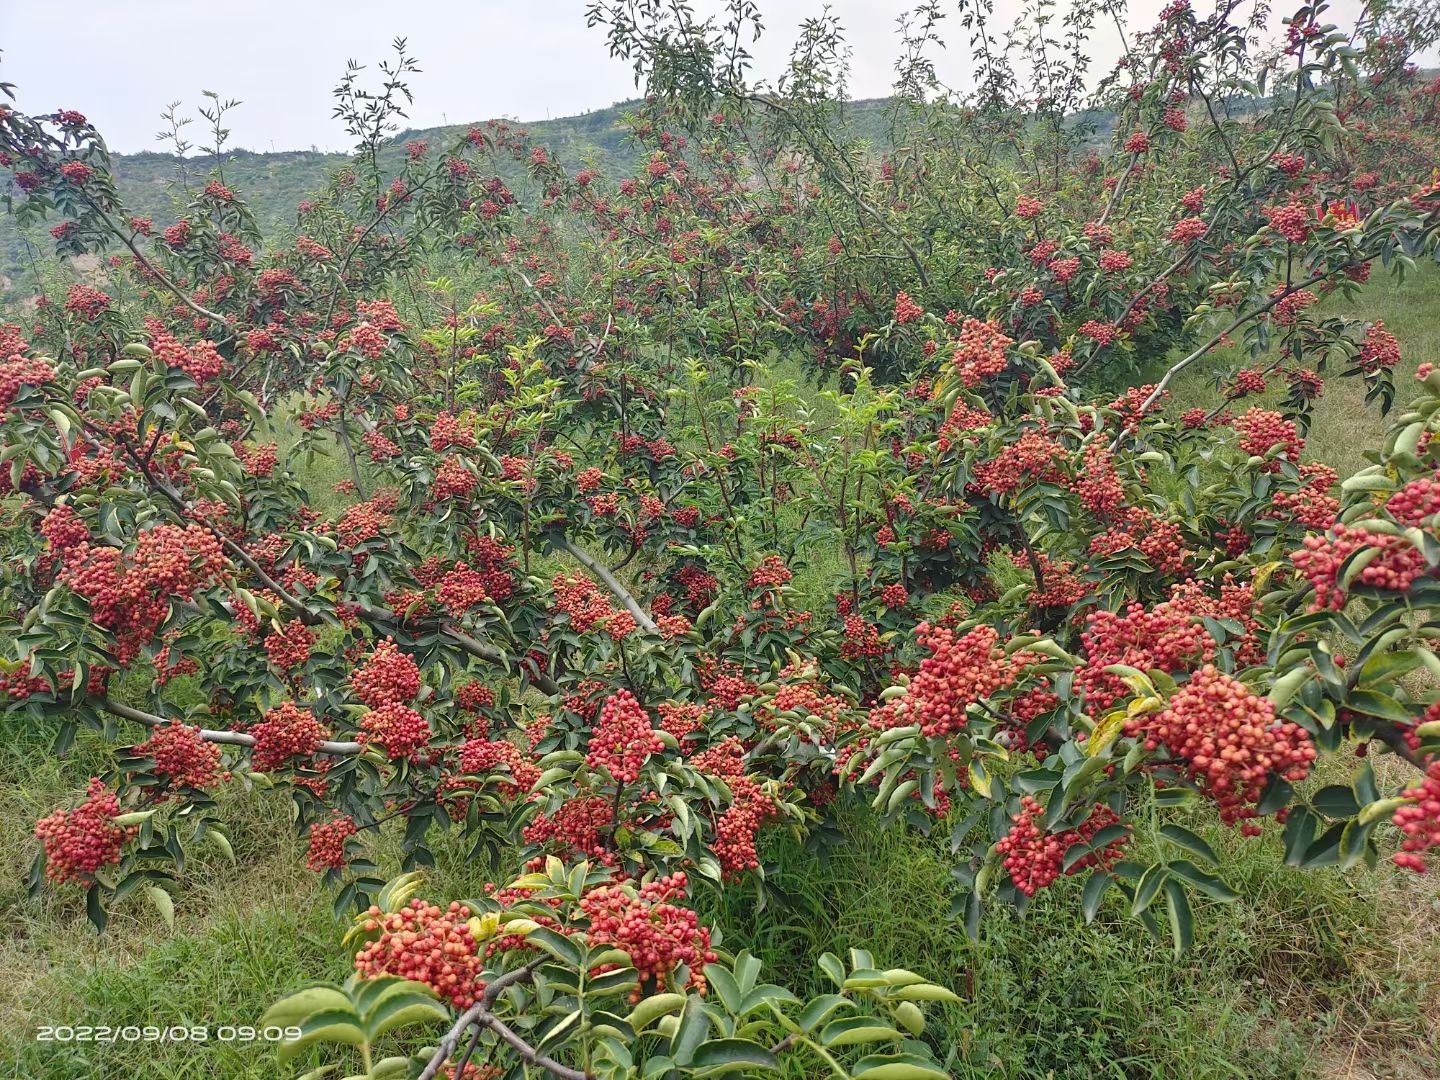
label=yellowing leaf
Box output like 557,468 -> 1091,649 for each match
1086,710 -> 1128,757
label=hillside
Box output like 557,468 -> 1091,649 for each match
0,100 -> 622,298
0,96 -> 912,300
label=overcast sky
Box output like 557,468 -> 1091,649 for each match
0,0 -> 1413,155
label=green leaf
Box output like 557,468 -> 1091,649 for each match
1345,690 -> 1415,724
1357,650 -> 1423,687
1081,870 -> 1113,924
798,993 -> 853,1030
851,1056 -> 951,1080
627,993 -> 688,1032
739,983 -> 801,1014
527,926 -> 582,966
704,965 -> 743,1014
1256,776 -> 1293,816
816,952 -> 846,988
1062,824 -> 1130,871
889,983 -> 961,1003
690,1038 -> 781,1071
364,1058 -> 412,1079
206,828 -> 236,865
1163,880 -> 1194,958
262,986 -> 356,1030
669,995 -> 711,1065
587,966 -> 639,996
1338,819 -> 1375,871
821,1015 -> 906,1046
1130,863 -> 1168,916
893,1001 -> 925,1037
536,1009 -> 585,1052
363,994 -> 448,1040
1157,824 -> 1218,865
1266,666 -> 1311,709
878,969 -> 926,987
1311,785 -> 1361,819
1166,860 -> 1239,902
277,1008 -> 369,1065
144,885 -> 174,930
1153,785 -> 1196,808
1283,807 -> 1319,866
85,882 -> 107,933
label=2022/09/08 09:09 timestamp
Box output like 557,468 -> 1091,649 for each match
35,1025 -> 302,1043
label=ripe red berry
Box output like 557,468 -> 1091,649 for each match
35,779 -> 137,884
351,638 -> 421,707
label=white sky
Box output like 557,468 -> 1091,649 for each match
0,0 -> 1412,154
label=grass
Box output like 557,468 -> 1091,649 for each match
3,270 -> 1440,1078
702,794 -> 1440,1080
1158,263 -> 1440,476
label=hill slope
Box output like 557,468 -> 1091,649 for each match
0,96 -> 915,299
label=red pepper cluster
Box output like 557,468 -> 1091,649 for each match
1291,524 -> 1428,610
552,573 -> 618,632
1078,320 -> 1119,346
435,562 -> 490,614
657,701 -> 706,745
250,701 -> 329,772
63,524 -> 227,664
579,872 -> 716,1001
34,779 -> 137,885
306,815 -> 357,872
522,795 -> 616,861
456,737 -> 540,799
354,899 -> 486,1009
359,702 -> 430,759
1098,249 -> 1133,272
893,290 -> 924,324
997,796 -> 1131,896
1385,470 -> 1440,525
952,317 -> 1013,387
1015,195 -> 1044,219
352,638 -> 421,707
586,690 -> 664,785
264,621 -> 315,670
138,721 -> 224,793
63,282 -> 111,319
1358,321 -> 1401,372
1128,666 -> 1316,832
1170,216 -> 1208,243
747,555 -> 793,591
869,624 -> 1031,737
40,504 -> 89,551
432,455 -> 477,500
1078,599 -> 1215,713
1263,201 -> 1312,244
1392,760 -> 1440,872
973,430 -> 1067,495
1233,407 -> 1304,467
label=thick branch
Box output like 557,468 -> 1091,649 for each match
551,537 -> 659,633
99,696 -> 362,756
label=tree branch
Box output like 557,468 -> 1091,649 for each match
418,960 -> 588,1080
99,696 -> 362,756
1110,260 -> 1376,450
551,536 -> 659,633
